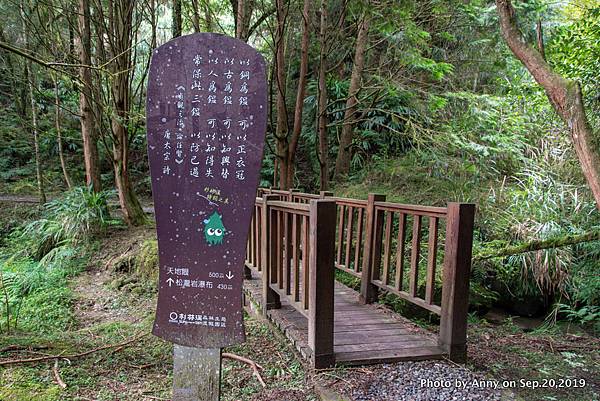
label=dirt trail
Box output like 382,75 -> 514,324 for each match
72,226 -> 156,328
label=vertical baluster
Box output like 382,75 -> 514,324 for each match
277,210 -> 283,289
354,207 -> 363,273
256,205 -> 262,271
284,210 -> 292,294
382,211 -> 393,286
425,217 -> 439,304
263,195 -> 280,313
249,211 -> 255,266
409,215 -> 422,297
292,213 -> 299,301
344,206 -> 354,269
302,214 -> 310,310
395,213 -> 407,291
336,204 -> 345,265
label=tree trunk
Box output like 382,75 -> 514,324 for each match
172,0 -> 182,38
274,0 -> 289,189
109,0 -> 146,226
52,73 -> 73,190
0,23 -> 26,119
204,0 -> 214,31
149,0 -> 158,46
20,0 -> 46,205
235,0 -> 254,41
334,13 -> 369,181
25,67 -> 46,205
285,0 -> 311,189
536,19 -> 545,61
496,0 -> 600,210
112,122 -> 145,225
317,0 -> 329,191
190,0 -> 201,32
77,0 -> 102,192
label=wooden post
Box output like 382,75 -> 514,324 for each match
359,193 -> 386,304
320,191 -> 333,198
262,195 -> 280,314
439,202 -> 475,362
173,345 -> 221,400
308,199 -> 336,368
244,220 -> 253,279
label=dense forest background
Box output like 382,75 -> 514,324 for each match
0,0 -> 599,335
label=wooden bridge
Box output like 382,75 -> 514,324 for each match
243,189 -> 475,368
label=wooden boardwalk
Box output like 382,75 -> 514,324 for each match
244,270 -> 446,366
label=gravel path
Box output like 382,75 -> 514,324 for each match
351,360 -> 511,401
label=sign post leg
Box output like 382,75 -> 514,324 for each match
173,345 -> 222,401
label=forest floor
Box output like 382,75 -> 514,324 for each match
0,201 -> 599,400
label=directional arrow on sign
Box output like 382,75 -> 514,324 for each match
225,271 -> 234,280
166,277 -> 174,287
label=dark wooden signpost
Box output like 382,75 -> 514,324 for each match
146,33 -> 267,400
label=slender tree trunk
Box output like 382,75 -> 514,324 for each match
25,66 -> 46,204
204,0 -> 214,31
236,0 -> 245,38
109,0 -> 146,225
190,0 -> 201,32
317,0 -> 329,191
284,0 -> 310,188
0,23 -> 26,119
274,0 -> 289,189
497,0 -> 600,210
235,0 -> 254,41
52,73 -> 73,190
20,0 -> 46,204
173,0 -> 182,38
150,0 -> 157,47
536,19 -> 545,61
77,0 -> 102,192
334,13 -> 369,181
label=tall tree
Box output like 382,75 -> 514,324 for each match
52,72 -> 73,190
20,0 -> 46,204
496,0 -> 600,210
285,0 -> 311,188
317,0 -> 329,190
77,0 -> 101,191
173,0 -> 182,37
95,0 -> 146,225
273,0 -> 289,188
334,10 -> 370,181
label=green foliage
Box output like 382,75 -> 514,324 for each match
0,188 -> 111,334
549,6 -> 600,122
18,186 -> 115,261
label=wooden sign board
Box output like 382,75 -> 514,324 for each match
146,33 -> 267,349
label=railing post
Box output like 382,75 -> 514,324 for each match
308,199 -> 336,368
262,194 -> 280,315
439,202 -> 475,362
359,193 -> 386,304
319,191 -> 334,198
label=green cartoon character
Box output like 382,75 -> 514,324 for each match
203,211 -> 226,245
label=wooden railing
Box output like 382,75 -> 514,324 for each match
246,193 -> 336,367
245,188 -> 475,364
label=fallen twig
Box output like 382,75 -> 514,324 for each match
222,352 -> 266,388
0,332 -> 148,366
52,360 -> 67,389
0,345 -> 49,353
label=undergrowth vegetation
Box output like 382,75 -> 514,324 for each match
0,187 -> 117,334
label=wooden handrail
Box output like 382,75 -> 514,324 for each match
374,201 -> 447,217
